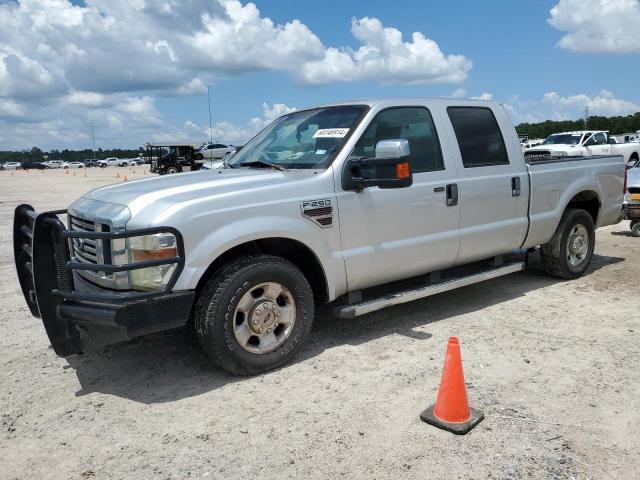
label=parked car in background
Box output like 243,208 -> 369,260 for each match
200,150 -> 238,170
43,160 -> 63,169
194,142 -> 235,160
525,130 -> 640,165
24,162 -> 47,170
14,98 -> 625,375
62,161 -> 84,169
83,159 -> 99,168
127,159 -> 141,166
1,161 -> 22,170
98,157 -> 119,168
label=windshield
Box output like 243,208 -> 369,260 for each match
228,105 -> 368,169
543,134 -> 583,145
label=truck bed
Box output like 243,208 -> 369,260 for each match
522,154 -> 625,249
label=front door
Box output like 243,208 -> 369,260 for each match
336,106 -> 462,291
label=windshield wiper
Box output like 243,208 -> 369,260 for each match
239,160 -> 287,171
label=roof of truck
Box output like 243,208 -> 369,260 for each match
310,97 -> 498,109
550,130 -> 609,135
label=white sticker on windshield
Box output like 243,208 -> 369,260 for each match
313,128 -> 349,138
315,149 -> 327,155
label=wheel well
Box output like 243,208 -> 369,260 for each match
566,191 -> 600,224
195,238 -> 329,303
630,152 -> 639,161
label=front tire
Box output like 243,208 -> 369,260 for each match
540,208 -> 595,279
631,220 -> 640,237
195,255 -> 314,375
165,165 -> 181,174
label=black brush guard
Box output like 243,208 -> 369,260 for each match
13,204 -> 195,357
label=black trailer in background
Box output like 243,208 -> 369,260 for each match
145,144 -> 199,175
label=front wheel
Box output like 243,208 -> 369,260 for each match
540,208 -> 595,279
194,255 -> 314,375
165,165 -> 181,174
631,220 -> 640,237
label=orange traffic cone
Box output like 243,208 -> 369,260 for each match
73,171 -> 76,176
84,167 -> 87,178
65,168 -> 69,174
420,337 -> 484,434
116,172 -> 120,178
123,175 -> 128,182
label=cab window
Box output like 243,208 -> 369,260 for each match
447,107 -> 509,167
352,107 -> 444,173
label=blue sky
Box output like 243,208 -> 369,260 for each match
1,0 -> 639,149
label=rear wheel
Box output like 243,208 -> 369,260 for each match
195,255 -> 314,375
540,208 -> 595,279
631,220 -> 640,237
166,165 -> 181,174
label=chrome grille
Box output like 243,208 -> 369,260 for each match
69,216 -> 98,264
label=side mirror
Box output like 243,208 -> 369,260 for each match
342,139 -> 413,191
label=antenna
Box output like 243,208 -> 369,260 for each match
207,85 -> 213,145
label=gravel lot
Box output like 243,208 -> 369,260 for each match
1,167 -> 639,479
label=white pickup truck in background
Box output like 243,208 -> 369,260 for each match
525,130 -> 640,166
14,98 -> 625,375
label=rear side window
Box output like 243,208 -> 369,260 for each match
352,107 -> 444,173
447,107 -> 509,168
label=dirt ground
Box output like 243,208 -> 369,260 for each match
1,166 -> 639,479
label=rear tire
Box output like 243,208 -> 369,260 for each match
194,255 -> 314,375
631,221 -> 640,237
166,165 -> 181,174
540,208 -> 595,279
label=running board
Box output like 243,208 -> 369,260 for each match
336,261 -> 525,318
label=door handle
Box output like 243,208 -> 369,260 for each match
511,177 -> 521,197
433,186 -> 445,192
446,183 -> 458,206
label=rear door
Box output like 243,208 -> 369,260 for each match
443,106 -> 529,264
337,105 -> 462,291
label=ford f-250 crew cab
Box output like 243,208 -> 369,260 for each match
525,130 -> 640,166
13,99 -> 625,375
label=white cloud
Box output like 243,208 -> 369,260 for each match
151,102 -> 296,147
548,0 -> 640,52
448,88 -> 467,99
0,1 -> 472,149
65,91 -> 107,108
299,17 -> 472,85
505,90 -> 640,124
471,92 -> 493,100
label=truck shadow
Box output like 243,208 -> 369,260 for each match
68,252 -> 623,403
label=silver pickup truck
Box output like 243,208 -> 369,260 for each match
13,99 -> 624,374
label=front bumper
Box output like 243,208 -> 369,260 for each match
13,204 -> 194,357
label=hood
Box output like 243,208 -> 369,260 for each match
528,144 -> 572,151
82,167 -> 314,218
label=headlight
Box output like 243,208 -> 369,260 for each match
129,232 -> 178,291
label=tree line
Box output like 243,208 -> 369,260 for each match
516,112 -> 640,140
0,146 -> 145,165
2,111 -> 640,164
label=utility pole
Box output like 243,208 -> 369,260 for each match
584,106 -> 589,130
89,122 -> 97,160
207,85 -> 213,145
